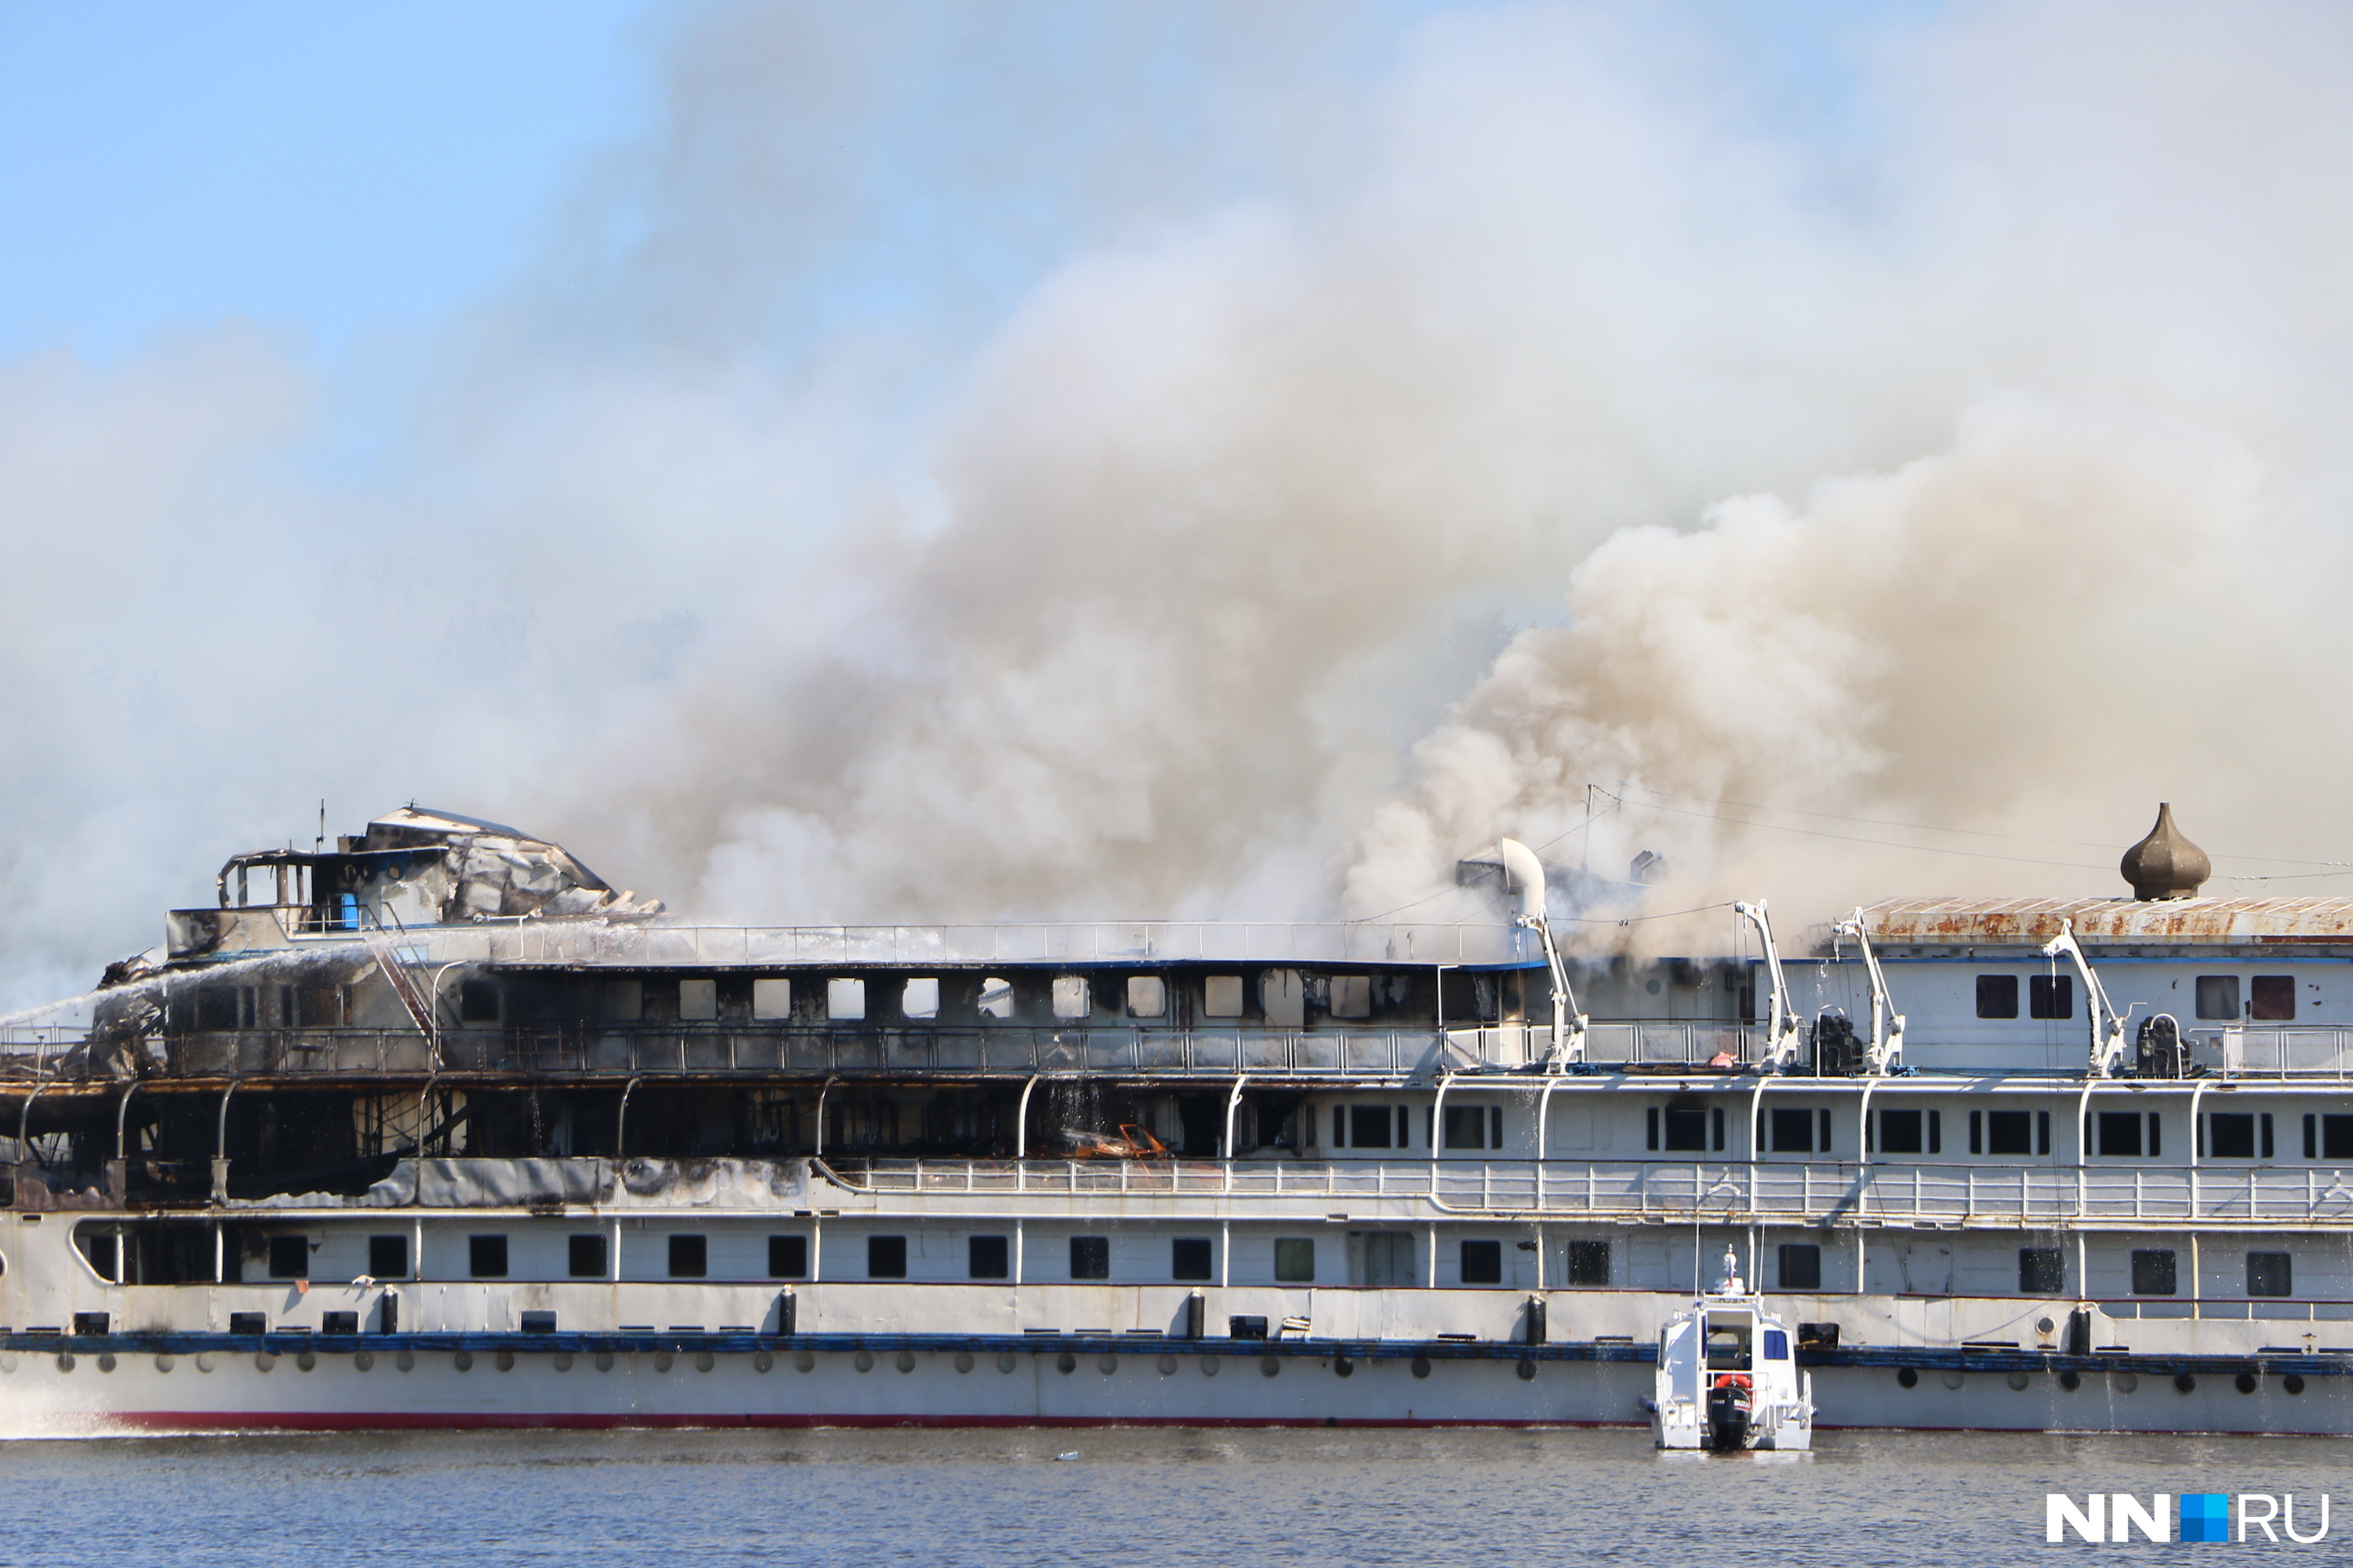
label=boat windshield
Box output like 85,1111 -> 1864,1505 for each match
1704,1326 -> 1751,1370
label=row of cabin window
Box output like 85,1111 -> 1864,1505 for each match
1310,1104 -> 1504,1150
679,974 -> 1380,1022
1769,1244 -> 2295,1297
237,1231 -> 1614,1288
1973,974 -> 2299,1021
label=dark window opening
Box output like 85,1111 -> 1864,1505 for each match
468,1235 -> 507,1279
2251,976 -> 2296,1022
1878,1109 -> 1924,1155
1349,1105 -> 1393,1149
2248,1252 -> 2293,1298
1172,1238 -> 1213,1282
1274,1239 -> 1315,1282
1976,975 -> 2018,1019
2131,1250 -> 2177,1296
1713,1107 -> 1726,1152
2209,1112 -> 2255,1159
1460,1239 -> 1503,1285
458,979 -> 500,1023
2020,1247 -> 2065,1294
769,1235 -> 809,1279
519,1311 -> 557,1333
1770,1108 -> 1813,1154
969,1235 -> 1009,1280
322,1311 -> 359,1335
2323,1115 -> 2353,1161
2195,975 -> 2239,1020
2028,973 -> 2073,1020
1661,1108 -> 1708,1153
668,1235 -> 707,1279
267,1235 -> 308,1280
867,1235 -> 907,1279
368,1235 -> 409,1280
1443,1105 -> 1487,1149
1566,1239 -> 1609,1287
1777,1243 -> 1822,1292
569,1234 -> 608,1279
1070,1236 -> 1110,1280
2097,1111 -> 2142,1157
1988,1110 -> 2033,1156
2038,1111 -> 2051,1156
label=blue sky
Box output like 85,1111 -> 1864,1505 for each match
0,0 -> 656,362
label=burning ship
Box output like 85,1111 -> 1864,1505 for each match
2,802 -> 2351,1435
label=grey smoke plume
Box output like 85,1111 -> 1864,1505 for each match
3,1 -> 2351,1006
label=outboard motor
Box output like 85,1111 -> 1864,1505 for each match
1706,1374 -> 1753,1452
2135,1013 -> 2185,1079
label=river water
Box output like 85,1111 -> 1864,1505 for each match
3,1427 -> 2343,1564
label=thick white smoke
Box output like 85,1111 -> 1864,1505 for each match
3,1 -> 2351,1006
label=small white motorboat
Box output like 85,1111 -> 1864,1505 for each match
1649,1247 -> 1815,1452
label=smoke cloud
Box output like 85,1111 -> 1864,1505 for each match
5,1 -> 2351,1005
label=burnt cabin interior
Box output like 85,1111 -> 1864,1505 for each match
24,962 -> 1523,1200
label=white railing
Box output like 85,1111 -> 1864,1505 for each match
484,920 -> 1539,969
820,1156 -> 2353,1225
2189,1027 -> 2353,1079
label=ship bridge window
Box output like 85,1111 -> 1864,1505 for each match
1070,1236 -> 1110,1280
1202,976 -> 1243,1018
969,1235 -> 1009,1279
2252,976 -> 2296,1021
2196,976 -> 2240,1020
827,978 -> 867,1021
1329,976 -> 1372,1019
1976,976 -> 2019,1019
1767,1108 -> 1815,1154
753,978 -> 791,1020
1273,1239 -> 1315,1282
1051,976 -> 1089,1020
1126,976 -> 1165,1018
978,977 -> 1014,1020
1566,1239 -> 1610,1286
1460,1239 -> 1503,1285
2248,1252 -> 2293,1297
668,1235 -> 707,1279
769,1235 -> 809,1279
902,977 -> 940,1020
369,1235 -> 409,1279
468,1235 -> 507,1279
1173,1238 -> 1214,1282
867,1235 -> 907,1279
2028,974 -> 2073,1020
1349,1105 -> 1395,1148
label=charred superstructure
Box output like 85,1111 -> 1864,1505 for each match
4,804 -> 2353,1434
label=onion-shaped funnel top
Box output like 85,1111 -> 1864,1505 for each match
2120,802 -> 2210,900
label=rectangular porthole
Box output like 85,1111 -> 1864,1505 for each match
1273,1239 -> 1315,1282
1566,1239 -> 1609,1287
2028,974 -> 2073,1020
1777,1243 -> 1821,1291
1460,1239 -> 1503,1285
901,977 -> 940,1020
1328,975 -> 1372,1019
1988,1110 -> 2033,1156
2251,976 -> 2296,1021
2131,1250 -> 2177,1296
678,978 -> 718,1020
1349,1105 -> 1393,1148
828,977 -> 867,1021
1444,1105 -> 1486,1149
1878,1110 -> 1923,1155
2248,1252 -> 2293,1297
2097,1111 -> 2142,1157
1202,976 -> 1243,1018
1770,1108 -> 1813,1154
1976,976 -> 2019,1018
2019,1247 -> 2064,1294
1051,976 -> 1089,1020
1661,1108 -> 1707,1152
1126,975 -> 1166,1018
1172,1238 -> 1213,1282
2209,1112 -> 2255,1159
2196,976 -> 2240,1020
752,977 -> 791,1020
